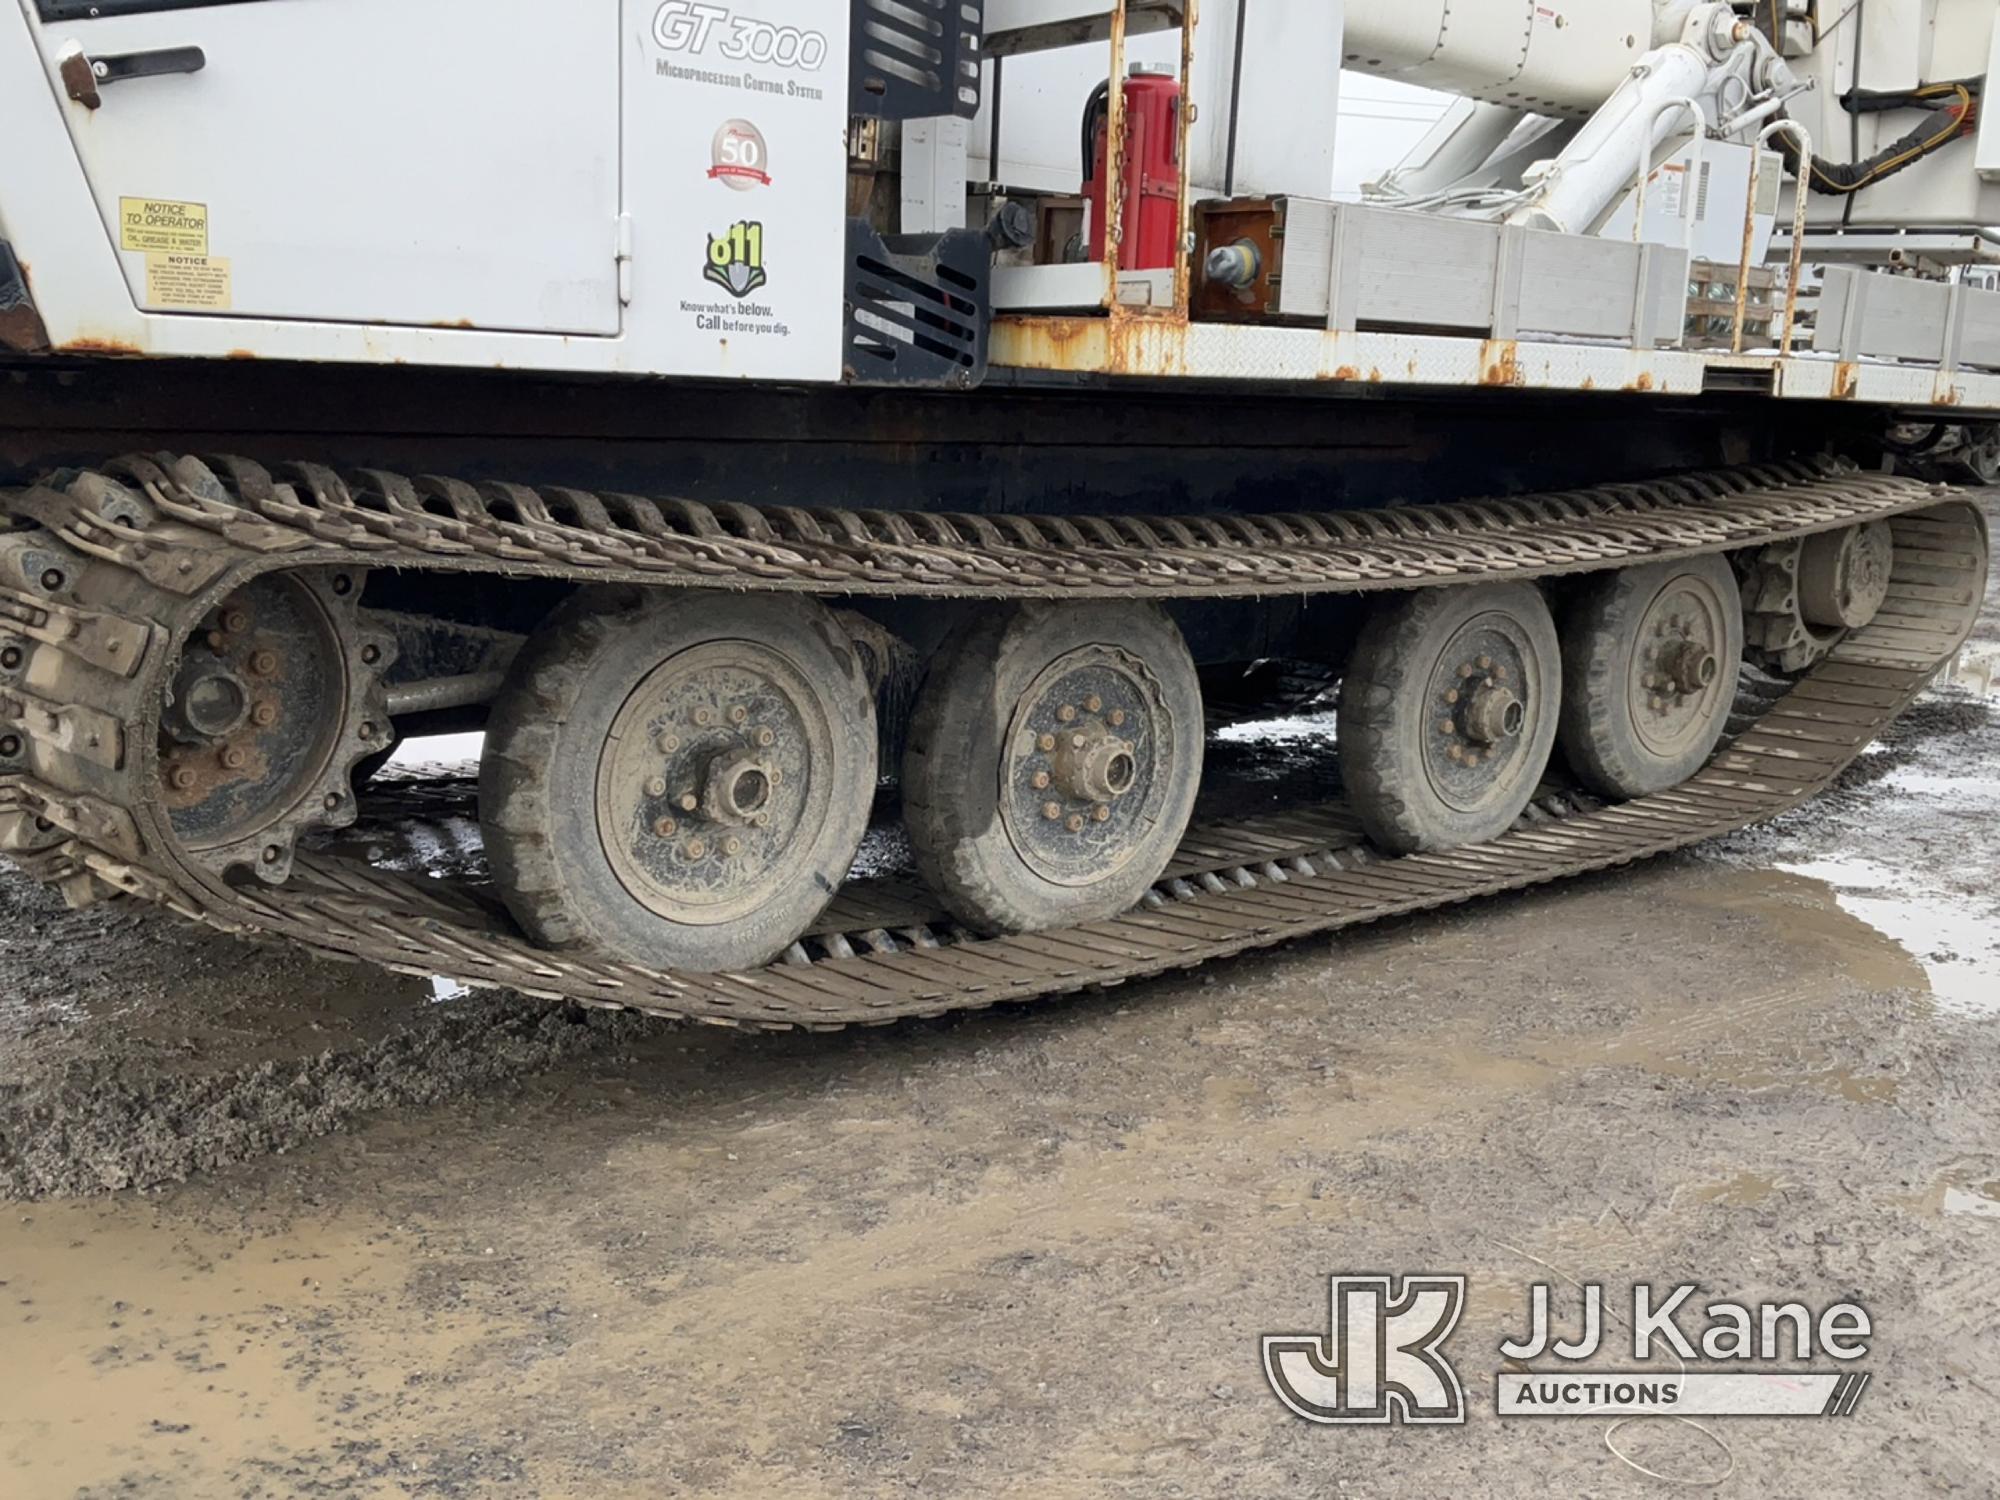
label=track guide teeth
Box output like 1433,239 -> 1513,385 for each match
0,460 -> 1985,1030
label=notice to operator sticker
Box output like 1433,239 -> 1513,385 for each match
145,253 -> 231,310
119,197 -> 208,255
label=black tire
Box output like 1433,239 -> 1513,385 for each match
1338,582 -> 1561,853
902,601 -> 1203,935
1558,554 -> 1743,798
481,589 -> 876,972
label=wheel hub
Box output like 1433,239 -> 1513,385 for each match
1422,620 -> 1541,813
159,570 -> 391,882
1799,520 -> 1893,630
1001,647 -> 1168,887
1629,578 -> 1733,759
597,641 -> 828,925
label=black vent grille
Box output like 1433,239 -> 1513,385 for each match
851,0 -> 983,119
844,221 -> 989,388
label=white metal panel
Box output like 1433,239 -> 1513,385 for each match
27,0 -> 620,335
1344,0 -> 1654,116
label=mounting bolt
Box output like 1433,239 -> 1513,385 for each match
262,845 -> 283,864
324,792 -> 342,811
331,575 -> 354,596
361,644 -> 382,665
39,569 -> 64,592
768,769 -> 783,787
222,609 -> 250,634
0,647 -> 21,671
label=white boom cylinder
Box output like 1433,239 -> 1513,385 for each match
1501,40 -> 1712,234
1343,0 -> 1681,116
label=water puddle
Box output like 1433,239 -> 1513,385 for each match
1213,708 -> 1338,745
1775,854 -> 2000,1015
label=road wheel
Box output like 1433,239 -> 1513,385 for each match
1559,554 -> 1743,798
481,589 -> 876,972
1339,582 -> 1560,853
903,601 -> 1203,935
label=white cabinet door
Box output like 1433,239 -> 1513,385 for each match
30,0 -> 620,334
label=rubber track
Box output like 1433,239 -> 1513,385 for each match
0,455 -> 1986,1031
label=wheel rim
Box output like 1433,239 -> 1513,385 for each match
161,573 -> 370,860
1627,570 -> 1734,761
1419,609 -> 1549,816
595,639 -> 833,927
999,644 -> 1172,889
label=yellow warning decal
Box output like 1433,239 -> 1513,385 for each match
119,198 -> 208,255
145,253 -> 231,310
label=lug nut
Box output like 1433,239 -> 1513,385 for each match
687,839 -> 707,858
1438,718 -> 1455,736
1084,695 -> 1103,713
222,609 -> 250,634
1038,733 -> 1056,752
1448,745 -> 1465,762
730,706 -> 748,724
756,728 -> 774,747
1043,801 -> 1061,820
1109,710 -> 1127,728
647,776 -> 668,798
768,769 -> 782,787
169,766 -> 196,790
205,631 -> 225,651
655,816 -> 677,837
1459,663 -> 1476,679
723,836 -> 742,856
1478,655 -> 1493,670
1058,704 -> 1077,722
1445,689 -> 1459,705
679,793 -> 698,812
1066,813 -> 1085,832
1093,805 -> 1110,823
250,702 -> 278,727
1032,771 -> 1051,789
248,650 -> 279,677
220,746 -> 248,770
694,708 -> 713,726
657,733 -> 681,754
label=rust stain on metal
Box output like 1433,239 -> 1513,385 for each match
1329,365 -> 1362,383
1480,340 -> 1520,387
1626,372 -> 1655,392
430,319 -> 478,330
224,349 -> 259,361
58,337 -> 144,357
1579,376 -> 1596,390
1829,362 -> 1861,400
59,52 -> 102,110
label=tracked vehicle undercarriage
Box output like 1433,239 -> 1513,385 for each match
0,450 -> 1984,1029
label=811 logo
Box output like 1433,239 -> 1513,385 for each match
653,2 -> 828,69
1263,1275 -> 1467,1425
704,220 -> 768,299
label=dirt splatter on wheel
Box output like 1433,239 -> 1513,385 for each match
1338,581 -> 1561,853
1558,554 -> 1744,799
902,601 -> 1203,935
481,590 -> 876,972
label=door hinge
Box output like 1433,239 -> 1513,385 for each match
616,214 -> 634,306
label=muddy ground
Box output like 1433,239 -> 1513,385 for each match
3,519 -> 1999,1497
